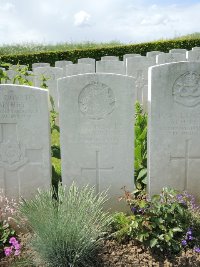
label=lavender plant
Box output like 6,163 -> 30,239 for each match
19,183 -> 111,267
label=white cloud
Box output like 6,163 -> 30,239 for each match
74,11 -> 91,27
0,2 -> 15,12
141,14 -> 171,26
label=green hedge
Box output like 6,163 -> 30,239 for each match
1,38 -> 200,68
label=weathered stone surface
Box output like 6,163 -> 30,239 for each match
96,61 -> 125,74
169,49 -> 187,54
126,56 -> 154,105
123,54 -> 141,62
187,51 -> 200,62
0,85 -> 51,199
156,53 -> 186,64
32,63 -> 50,69
65,63 -> 95,76
101,56 -> 119,61
55,60 -> 73,68
192,47 -> 200,51
58,73 -> 135,210
33,66 -> 63,111
146,51 -> 164,63
148,62 -> 200,202
55,61 -> 73,76
78,57 -> 95,65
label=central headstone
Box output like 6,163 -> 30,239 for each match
58,73 -> 135,210
148,62 -> 200,202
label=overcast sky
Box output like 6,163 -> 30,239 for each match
0,0 -> 200,45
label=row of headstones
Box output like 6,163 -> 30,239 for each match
1,58 -> 200,209
2,47 -> 200,113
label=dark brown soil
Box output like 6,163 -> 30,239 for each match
97,239 -> 200,267
1,235 -> 200,267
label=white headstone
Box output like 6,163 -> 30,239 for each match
32,63 -> 50,70
6,70 -> 17,83
148,62 -> 200,202
192,47 -> 200,51
96,61 -> 125,75
33,67 -> 63,111
126,56 -> 154,104
9,65 -> 27,71
55,60 -> 73,68
58,73 -> 135,210
123,54 -> 141,61
65,63 -> 95,76
146,51 -> 164,59
101,56 -> 119,61
78,58 -> 95,65
0,85 -> 51,199
169,49 -> 187,54
55,61 -> 73,76
156,53 -> 186,64
186,51 -> 200,62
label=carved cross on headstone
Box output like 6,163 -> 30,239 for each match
0,123 -> 42,197
170,139 -> 200,190
81,151 -> 113,194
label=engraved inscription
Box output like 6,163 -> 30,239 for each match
78,81 -> 115,120
0,90 -> 38,119
173,72 -> 200,107
156,112 -> 200,136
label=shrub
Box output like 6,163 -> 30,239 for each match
19,183 -> 111,267
1,38 -> 200,67
112,187 -> 200,254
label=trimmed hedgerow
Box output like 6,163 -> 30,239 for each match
1,38 -> 200,68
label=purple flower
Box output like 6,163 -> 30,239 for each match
188,235 -> 194,240
187,229 -> 192,236
194,247 -> 200,253
181,240 -> 187,246
177,194 -> 183,200
14,249 -> 20,256
14,243 -> 21,250
9,237 -> 17,245
131,206 -> 137,213
4,247 -> 12,256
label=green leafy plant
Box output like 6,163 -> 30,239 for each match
112,187 -> 200,254
12,64 -> 33,86
0,221 -> 16,255
134,102 -> 147,193
0,68 -> 9,84
40,74 -> 49,89
19,183 -> 111,267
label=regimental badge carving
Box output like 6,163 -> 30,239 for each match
78,81 -> 115,120
172,71 -> 200,107
0,141 -> 27,170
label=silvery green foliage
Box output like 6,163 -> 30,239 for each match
20,183 -> 111,267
